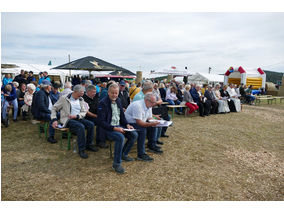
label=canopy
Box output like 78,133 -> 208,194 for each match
52,56 -> 136,76
1,63 -> 67,84
188,72 -> 224,85
150,66 -> 190,78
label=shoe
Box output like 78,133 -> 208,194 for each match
160,134 -> 169,138
86,145 -> 99,152
147,145 -> 161,150
23,117 -> 27,121
13,118 -> 17,122
157,141 -> 164,145
47,136 -> 57,143
112,165 -> 125,174
97,143 -> 109,149
137,154 -> 154,162
148,146 -> 163,154
79,150 -> 88,159
122,155 -> 134,162
176,112 -> 183,115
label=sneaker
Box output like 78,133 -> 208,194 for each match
79,150 -> 88,159
122,155 -> 134,162
148,146 -> 163,154
86,145 -> 99,152
137,154 -> 154,162
47,136 -> 57,144
112,165 -> 125,174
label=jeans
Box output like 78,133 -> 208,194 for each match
129,123 -> 146,156
66,119 -> 94,151
86,116 -> 106,145
154,127 -> 162,142
147,126 -> 158,148
106,128 -> 138,166
166,99 -> 182,113
2,99 -> 18,119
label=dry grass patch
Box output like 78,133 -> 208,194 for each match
1,104 -> 284,200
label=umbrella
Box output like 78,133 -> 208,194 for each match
52,56 -> 136,76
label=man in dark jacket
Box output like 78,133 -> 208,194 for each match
32,80 -> 56,143
204,85 -> 219,114
83,84 -> 107,149
118,80 -> 130,111
1,83 -> 18,123
97,83 -> 138,174
27,71 -> 36,83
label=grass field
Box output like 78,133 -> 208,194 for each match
1,102 -> 284,201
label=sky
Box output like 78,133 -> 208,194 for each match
2,12 -> 284,76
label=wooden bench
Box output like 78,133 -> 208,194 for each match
167,104 -> 186,118
273,96 -> 284,104
255,97 -> 275,105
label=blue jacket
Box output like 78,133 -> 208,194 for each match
190,87 -> 200,104
1,83 -> 17,102
97,96 -> 128,131
32,88 -> 51,119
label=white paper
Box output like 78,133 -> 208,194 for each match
123,129 -> 137,132
156,121 -> 173,127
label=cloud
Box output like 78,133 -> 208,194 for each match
2,12 -> 284,74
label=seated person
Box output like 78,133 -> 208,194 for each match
125,92 -> 161,159
204,85 -> 219,115
22,83 -> 36,120
32,80 -> 56,143
17,83 -> 27,116
51,85 -> 97,158
245,85 -> 256,105
83,85 -> 107,149
1,83 -> 18,123
60,81 -> 73,97
182,84 -> 199,114
97,83 -> 138,174
49,81 -> 61,105
213,84 -> 230,113
220,85 -> 236,112
166,85 -> 183,115
226,83 -> 241,112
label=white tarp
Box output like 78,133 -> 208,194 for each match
1,63 -> 67,84
188,72 -> 224,85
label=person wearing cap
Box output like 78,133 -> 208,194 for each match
118,80 -> 130,111
27,71 -> 36,83
31,79 -> 56,143
51,85 -> 97,159
50,81 -> 61,105
38,72 -> 45,85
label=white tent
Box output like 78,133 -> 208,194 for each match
188,72 -> 224,85
149,66 -> 190,78
1,63 -> 68,84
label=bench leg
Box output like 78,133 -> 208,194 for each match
67,132 -> 71,150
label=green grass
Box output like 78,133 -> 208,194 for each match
1,103 -> 284,200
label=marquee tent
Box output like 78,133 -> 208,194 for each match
187,72 -> 224,85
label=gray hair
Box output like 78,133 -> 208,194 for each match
85,80 -> 92,86
142,80 -> 153,91
215,83 -> 220,88
73,84 -> 85,92
27,83 -> 36,91
86,84 -> 96,92
12,81 -> 19,88
144,92 -> 156,101
64,81 -> 72,89
108,83 -> 119,91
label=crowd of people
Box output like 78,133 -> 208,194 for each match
1,70 -> 259,174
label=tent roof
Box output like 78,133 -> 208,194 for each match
52,56 -> 136,76
150,66 -> 190,77
189,72 -> 224,83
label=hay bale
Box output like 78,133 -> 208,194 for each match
265,82 -> 278,96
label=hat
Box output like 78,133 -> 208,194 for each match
41,80 -> 52,86
119,80 -> 126,86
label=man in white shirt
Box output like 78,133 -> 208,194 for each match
227,83 -> 241,112
125,92 -> 161,161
